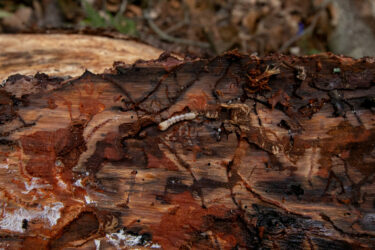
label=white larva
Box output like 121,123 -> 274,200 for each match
158,112 -> 197,131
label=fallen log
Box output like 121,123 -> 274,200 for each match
0,44 -> 374,249
0,33 -> 162,80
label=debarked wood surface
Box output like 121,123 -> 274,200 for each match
0,47 -> 374,249
0,33 -> 162,81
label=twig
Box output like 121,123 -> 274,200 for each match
164,2 -> 190,34
115,0 -> 128,20
279,0 -> 332,52
144,11 -> 210,48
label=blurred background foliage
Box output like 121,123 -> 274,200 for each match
81,0 -> 136,35
1,0 -> 375,58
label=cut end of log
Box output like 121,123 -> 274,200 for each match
0,34 -> 163,81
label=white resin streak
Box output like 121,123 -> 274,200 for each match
94,239 -> 101,250
105,229 -> 161,249
0,203 -> 64,232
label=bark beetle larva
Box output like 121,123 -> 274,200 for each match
158,112 -> 197,131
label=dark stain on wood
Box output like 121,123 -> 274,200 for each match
0,52 -> 374,249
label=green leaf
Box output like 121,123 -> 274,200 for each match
306,49 -> 322,55
81,0 -> 137,35
0,10 -> 11,18
111,16 -> 137,35
82,0 -> 107,28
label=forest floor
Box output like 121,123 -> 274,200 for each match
1,0 -> 375,58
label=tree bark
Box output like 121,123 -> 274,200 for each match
0,42 -> 374,249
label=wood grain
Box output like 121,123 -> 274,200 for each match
0,50 -> 374,249
0,34 -> 162,81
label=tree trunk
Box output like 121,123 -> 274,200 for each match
0,36 -> 374,249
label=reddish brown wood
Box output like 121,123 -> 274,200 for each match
0,50 -> 374,249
